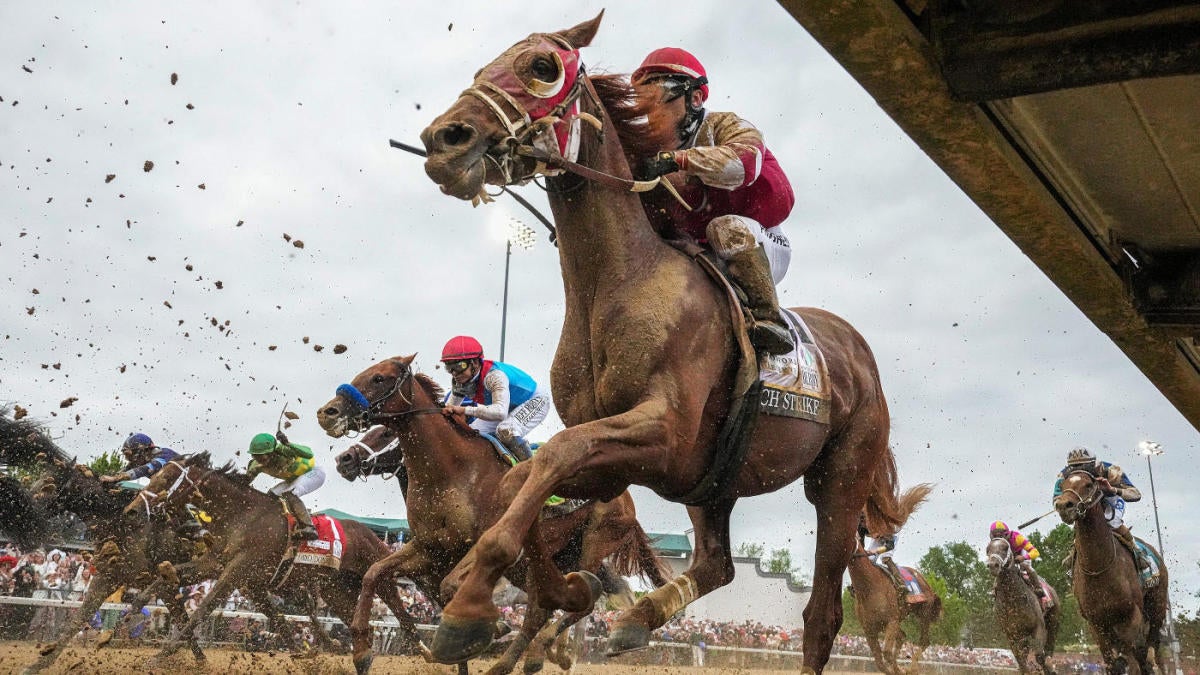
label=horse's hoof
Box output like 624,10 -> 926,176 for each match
353,651 -> 374,675
430,615 -> 496,664
605,623 -> 650,656
37,643 -> 57,657
564,570 -> 603,611
522,660 -> 545,674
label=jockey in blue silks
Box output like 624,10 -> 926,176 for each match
438,335 -> 551,462
99,433 -> 180,484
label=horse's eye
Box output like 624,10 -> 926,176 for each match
372,374 -> 386,384
531,56 -> 557,82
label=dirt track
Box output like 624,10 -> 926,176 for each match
0,642 -> 856,675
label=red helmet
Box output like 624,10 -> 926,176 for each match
633,48 -> 709,102
441,335 -> 484,362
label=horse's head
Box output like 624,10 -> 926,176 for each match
122,454 -> 205,521
420,13 -> 603,201
985,537 -> 1014,576
335,425 -> 403,481
318,354 -> 429,437
1054,469 -> 1101,524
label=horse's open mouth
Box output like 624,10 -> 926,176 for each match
431,159 -> 486,201
320,415 -> 350,439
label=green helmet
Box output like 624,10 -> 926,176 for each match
248,433 -> 278,455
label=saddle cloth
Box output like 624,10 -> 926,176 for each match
286,514 -> 344,570
898,566 -> 929,604
1135,539 -> 1162,589
758,309 -> 831,424
1038,579 -> 1055,610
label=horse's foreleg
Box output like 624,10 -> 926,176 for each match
609,498 -> 737,656
152,555 -> 246,661
864,630 -> 891,675
432,405 -> 674,665
24,570 -> 120,673
350,545 -> 433,673
881,620 -> 904,675
484,605 -> 548,675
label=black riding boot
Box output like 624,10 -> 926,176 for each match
726,246 -> 795,356
500,435 -> 533,462
1115,524 -> 1150,571
283,492 -> 318,542
882,558 -> 907,597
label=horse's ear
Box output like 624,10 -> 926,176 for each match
393,354 -> 416,367
557,10 -> 603,50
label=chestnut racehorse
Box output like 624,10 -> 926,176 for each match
417,13 -> 909,673
847,485 -> 938,675
1054,470 -> 1168,674
985,536 -> 1060,675
319,360 -> 672,675
122,453 -> 419,671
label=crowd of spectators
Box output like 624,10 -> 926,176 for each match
0,543 -> 97,640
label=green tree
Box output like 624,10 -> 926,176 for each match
919,541 -> 991,604
87,450 -> 124,477
735,541 -> 765,559
1027,524 -> 1073,596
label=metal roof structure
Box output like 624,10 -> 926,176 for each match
779,0 -> 1200,430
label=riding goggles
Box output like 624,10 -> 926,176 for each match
445,360 -> 474,375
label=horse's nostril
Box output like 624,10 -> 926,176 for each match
436,123 -> 475,148
323,407 -> 340,417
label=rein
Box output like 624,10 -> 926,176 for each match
461,47 -> 695,211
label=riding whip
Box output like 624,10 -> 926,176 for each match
1018,509 -> 1056,530
388,139 -> 558,243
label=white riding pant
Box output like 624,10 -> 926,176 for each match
868,537 -> 894,564
268,466 -> 326,498
1102,495 -> 1126,529
705,215 -> 792,284
470,388 -> 552,442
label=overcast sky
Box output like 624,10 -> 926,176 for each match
3,1 -> 1197,612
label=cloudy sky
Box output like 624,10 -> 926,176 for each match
3,1 -> 1197,611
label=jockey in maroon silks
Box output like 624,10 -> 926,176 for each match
633,47 -> 796,356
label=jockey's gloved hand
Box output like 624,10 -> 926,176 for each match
640,151 -> 680,180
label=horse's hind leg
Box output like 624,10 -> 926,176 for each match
801,432 -> 882,673
864,631 -> 892,675
24,571 -> 119,673
608,498 -> 738,656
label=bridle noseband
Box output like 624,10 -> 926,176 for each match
348,435 -> 403,482
987,537 -> 1014,570
1058,469 -> 1102,522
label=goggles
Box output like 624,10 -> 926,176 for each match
445,360 -> 474,375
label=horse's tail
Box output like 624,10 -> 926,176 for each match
0,473 -> 52,548
863,447 -> 933,535
608,522 -> 673,589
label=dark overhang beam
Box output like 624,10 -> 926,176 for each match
926,0 -> 1200,101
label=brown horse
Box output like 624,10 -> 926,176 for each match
122,453 -> 419,668
417,13 -> 905,673
1054,470 -> 1168,674
847,486 -> 939,675
318,358 -> 672,674
0,413 -> 208,673
985,537 -> 1060,675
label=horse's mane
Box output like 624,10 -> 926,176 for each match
188,450 -> 247,480
414,373 -> 445,402
589,73 -> 679,165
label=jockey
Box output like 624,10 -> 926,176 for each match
857,515 -> 906,597
632,47 -> 796,356
989,521 -> 1048,600
99,433 -> 180,483
246,433 -> 326,541
1055,446 -> 1149,571
440,335 -> 551,463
